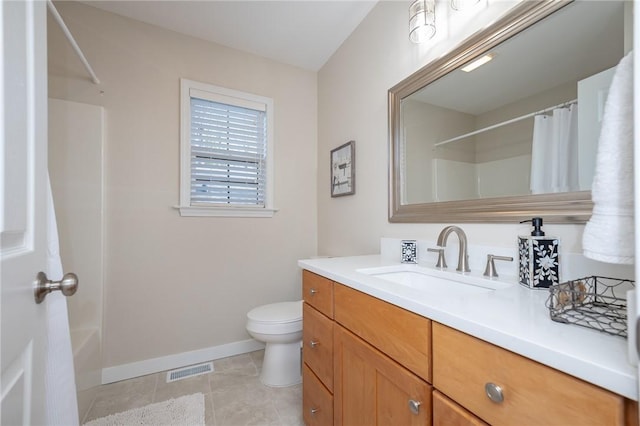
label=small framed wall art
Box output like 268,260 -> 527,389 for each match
330,140 -> 355,197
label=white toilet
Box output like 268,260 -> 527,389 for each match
246,300 -> 303,387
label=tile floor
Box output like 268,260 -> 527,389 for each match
82,350 -> 303,426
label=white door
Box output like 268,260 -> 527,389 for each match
635,6 -> 640,421
1,1 -> 49,424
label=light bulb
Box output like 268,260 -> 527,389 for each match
409,0 -> 436,44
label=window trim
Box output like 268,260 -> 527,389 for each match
178,78 -> 276,217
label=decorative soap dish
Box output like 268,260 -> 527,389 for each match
546,276 -> 635,338
401,240 -> 417,263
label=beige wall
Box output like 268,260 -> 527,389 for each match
403,99 -> 475,204
317,0 -> 587,256
48,2 -> 318,368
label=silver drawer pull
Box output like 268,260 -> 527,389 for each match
485,382 -> 504,403
309,340 -> 319,348
408,399 -> 421,415
310,408 -> 319,415
309,288 -> 318,295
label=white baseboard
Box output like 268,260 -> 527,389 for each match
101,339 -> 265,384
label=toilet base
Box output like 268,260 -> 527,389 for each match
259,341 -> 302,387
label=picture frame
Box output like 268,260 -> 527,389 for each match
330,140 -> 355,197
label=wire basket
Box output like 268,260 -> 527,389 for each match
546,276 -> 635,338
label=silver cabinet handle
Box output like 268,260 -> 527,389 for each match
408,399 -> 421,415
310,408 -> 319,416
309,288 -> 318,295
309,340 -> 319,348
485,382 -> 504,403
34,271 -> 78,304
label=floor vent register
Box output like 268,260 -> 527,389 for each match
166,362 -> 214,383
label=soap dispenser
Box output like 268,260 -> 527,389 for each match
518,217 -> 559,289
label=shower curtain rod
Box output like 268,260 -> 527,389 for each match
433,98 -> 577,148
47,0 -> 100,85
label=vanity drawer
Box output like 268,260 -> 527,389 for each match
303,302 -> 334,392
432,323 -> 626,426
303,363 -> 333,426
303,270 -> 334,319
334,284 -> 431,383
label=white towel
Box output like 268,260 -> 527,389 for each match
583,51 -> 634,264
44,176 -> 80,425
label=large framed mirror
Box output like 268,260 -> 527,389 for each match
389,0 -> 630,223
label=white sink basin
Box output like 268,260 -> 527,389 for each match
356,264 -> 512,296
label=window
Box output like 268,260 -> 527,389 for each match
178,79 -> 275,217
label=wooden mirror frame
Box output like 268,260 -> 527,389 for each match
388,0 -> 592,224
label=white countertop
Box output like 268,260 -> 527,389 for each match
298,255 -> 638,400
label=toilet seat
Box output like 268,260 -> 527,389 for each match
246,301 -> 302,335
247,301 -> 302,323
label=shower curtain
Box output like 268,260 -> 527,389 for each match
44,176 -> 79,425
530,104 -> 579,194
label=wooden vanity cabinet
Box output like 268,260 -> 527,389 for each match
333,284 -> 432,425
301,269 -> 638,426
334,325 -> 431,426
302,271 -> 335,426
433,390 -> 488,426
303,363 -> 333,426
333,284 -> 431,383
433,322 -> 634,426
303,303 -> 333,390
303,270 -> 334,318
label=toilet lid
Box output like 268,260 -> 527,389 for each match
247,301 -> 302,324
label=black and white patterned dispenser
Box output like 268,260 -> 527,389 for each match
518,217 -> 560,289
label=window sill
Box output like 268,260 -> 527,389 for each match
174,205 -> 277,218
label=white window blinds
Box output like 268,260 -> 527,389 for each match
178,79 -> 275,217
189,96 -> 267,206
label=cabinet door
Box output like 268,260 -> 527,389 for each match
433,390 -> 488,426
334,325 -> 431,426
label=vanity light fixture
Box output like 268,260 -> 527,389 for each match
409,0 -> 436,43
410,0 -> 482,44
461,53 -> 495,72
450,0 -> 480,11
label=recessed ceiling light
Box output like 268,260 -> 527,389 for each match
461,53 -> 495,72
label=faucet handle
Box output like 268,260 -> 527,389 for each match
483,254 -> 514,278
427,247 -> 447,269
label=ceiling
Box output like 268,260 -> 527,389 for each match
80,0 -> 378,71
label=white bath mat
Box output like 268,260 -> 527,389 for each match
84,393 -> 204,426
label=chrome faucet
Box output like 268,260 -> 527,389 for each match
436,225 -> 470,273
